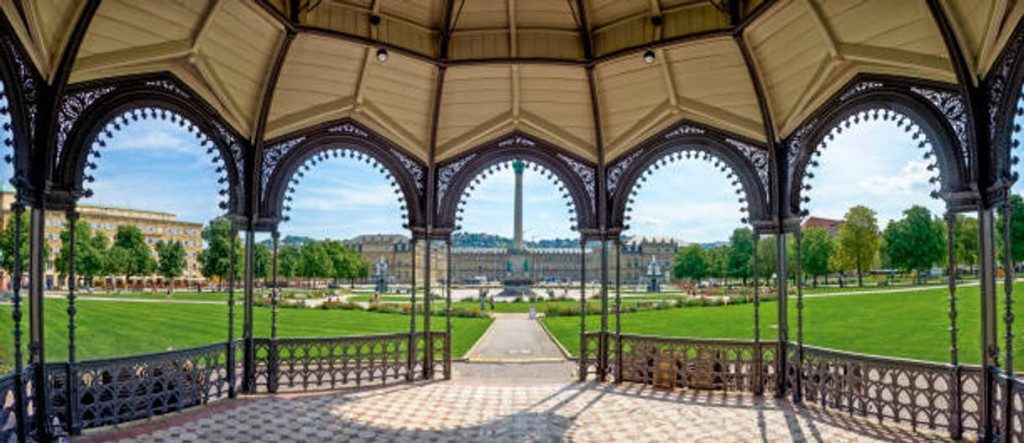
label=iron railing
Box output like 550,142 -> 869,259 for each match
0,365 -> 35,443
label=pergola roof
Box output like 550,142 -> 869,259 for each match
2,0 -> 1022,164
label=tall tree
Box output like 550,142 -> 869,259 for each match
299,241 -> 333,287
55,219 -> 105,289
834,205 -> 880,287
253,243 -> 271,281
755,236 -> 777,284
953,214 -> 978,273
881,206 -> 945,283
674,244 -> 708,283
278,245 -> 300,282
706,245 -> 731,283
726,228 -> 754,284
0,211 -> 48,280
800,227 -> 833,287
109,225 -> 155,285
997,194 -> 1024,266
155,240 -> 186,292
198,218 -> 240,289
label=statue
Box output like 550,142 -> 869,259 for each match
646,256 -> 662,293
374,256 -> 389,294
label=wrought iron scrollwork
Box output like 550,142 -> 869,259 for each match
261,136 -> 306,198
2,37 -> 38,138
726,138 -> 770,203
556,153 -> 596,212
606,149 -> 644,195
437,153 -> 476,204
55,86 -> 116,162
390,148 -> 425,191
910,86 -> 970,167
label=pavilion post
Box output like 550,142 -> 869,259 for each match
775,232 -> 789,398
614,237 -> 622,383
599,237 -> 609,381
10,202 -> 27,443
227,227 -> 238,398
28,205 -> 49,438
978,207 -> 999,442
752,233 -> 762,396
578,238 -> 587,382
945,211 -> 962,439
793,228 -> 804,404
65,208 -> 80,434
269,230 -> 280,393
1002,203 -> 1015,441
242,230 -> 255,393
445,238 -> 453,380
407,239 -> 417,381
423,238 -> 433,379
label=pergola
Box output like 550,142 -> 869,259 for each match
0,0 -> 1023,441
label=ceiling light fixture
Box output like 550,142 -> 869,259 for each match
642,49 -> 656,64
376,48 -> 389,62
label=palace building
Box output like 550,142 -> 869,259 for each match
0,189 -> 205,290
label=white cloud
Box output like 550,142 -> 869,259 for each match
859,160 -> 932,193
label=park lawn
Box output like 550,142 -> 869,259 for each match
542,283 -> 1024,365
67,290 -> 234,302
0,299 -> 492,369
348,295 -> 415,303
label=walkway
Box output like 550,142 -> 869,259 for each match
465,313 -> 567,362
76,381 -> 947,442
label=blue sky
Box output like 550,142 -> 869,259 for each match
0,85 -> 1021,243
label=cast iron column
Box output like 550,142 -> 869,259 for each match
1002,203 -> 1015,441
614,237 -> 622,383
793,228 -> 803,404
65,209 -> 79,434
269,230 -> 280,393
578,238 -> 587,381
775,232 -> 788,398
407,239 -> 417,381
445,238 -> 453,380
227,227 -> 238,398
978,207 -> 999,441
599,237 -> 609,380
242,230 -> 255,393
752,233 -> 762,396
28,205 -> 49,438
423,238 -> 432,379
946,211 -> 962,439
10,202 -> 27,443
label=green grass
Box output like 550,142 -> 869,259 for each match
0,299 -> 492,369
69,290 -> 233,302
543,283 -> 1023,364
347,295 -> 415,303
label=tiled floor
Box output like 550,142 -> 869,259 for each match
76,380 -> 950,442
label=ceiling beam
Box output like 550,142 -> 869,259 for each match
735,32 -> 778,215
426,0 -> 457,231
800,0 -> 837,58
249,28 -> 296,222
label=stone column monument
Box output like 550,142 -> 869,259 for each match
501,160 -> 532,296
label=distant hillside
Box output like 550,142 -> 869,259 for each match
259,235 -> 315,248
451,233 -> 582,249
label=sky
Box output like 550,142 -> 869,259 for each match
0,82 -> 1021,244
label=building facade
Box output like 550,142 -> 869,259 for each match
0,190 -> 205,289
344,234 -> 447,287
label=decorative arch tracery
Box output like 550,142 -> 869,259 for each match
258,118 -> 427,231
606,120 -> 774,233
51,75 -> 246,215
987,19 -> 1024,201
0,25 -> 41,193
786,75 -> 974,218
434,132 -> 598,234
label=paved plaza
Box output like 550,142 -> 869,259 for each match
465,313 -> 568,362
76,379 -> 948,442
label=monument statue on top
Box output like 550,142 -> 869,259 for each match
374,256 -> 389,294
501,159 -> 533,297
646,256 -> 662,293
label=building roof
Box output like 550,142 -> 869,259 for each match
6,1 -> 1017,165
803,216 -> 844,235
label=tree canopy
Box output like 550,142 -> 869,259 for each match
834,205 -> 880,286
881,205 -> 945,281
674,244 -> 708,282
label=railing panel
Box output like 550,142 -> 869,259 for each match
255,333 -> 442,392
46,343 -> 232,432
616,334 -> 773,393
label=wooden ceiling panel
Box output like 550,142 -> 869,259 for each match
586,0 -> 649,31
437,65 -> 513,159
451,0 -> 508,31
518,65 -> 596,160
744,0 -> 830,134
362,54 -> 439,155
595,55 -> 670,157
266,34 -> 366,138
515,0 -> 578,30
664,37 -> 764,141
378,0 -> 445,29
26,0 -> 83,78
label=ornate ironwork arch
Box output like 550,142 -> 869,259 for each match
786,75 -> 974,217
606,120 -> 773,233
0,22 -> 41,194
52,75 -> 246,215
259,118 -> 427,231
434,132 -> 598,233
986,19 -> 1024,197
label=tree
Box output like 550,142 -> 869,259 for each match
109,225 -> 155,286
253,243 -> 271,281
54,219 -> 106,289
953,214 -> 978,273
0,211 -> 49,281
674,244 -> 708,283
323,240 -> 356,284
726,228 -> 754,284
755,236 -> 776,284
881,206 -> 945,283
706,245 -> 731,283
298,241 -> 333,287
834,205 -> 880,287
155,240 -> 186,292
800,227 -> 833,287
997,194 -> 1024,266
278,245 -> 300,283
198,218 -> 240,289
